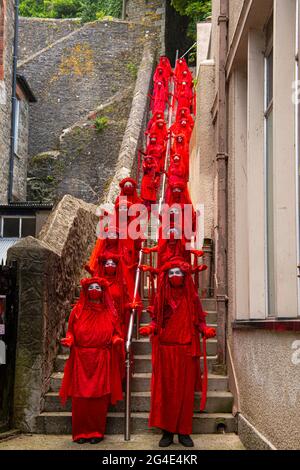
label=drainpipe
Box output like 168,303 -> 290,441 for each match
122,0 -> 127,20
215,0 -> 229,369
7,0 -> 20,204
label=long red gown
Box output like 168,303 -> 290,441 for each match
59,281 -> 124,441
148,261 -> 207,435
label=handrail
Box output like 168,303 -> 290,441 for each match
124,51 -> 178,441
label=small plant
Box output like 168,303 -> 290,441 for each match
126,62 -> 138,80
94,116 -> 109,132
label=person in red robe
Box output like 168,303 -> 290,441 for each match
167,153 -> 188,185
157,56 -> 173,84
176,106 -> 195,126
171,133 -> 190,177
146,119 -> 168,146
151,80 -> 169,114
176,80 -> 195,115
59,277 -> 125,444
115,177 -> 142,206
141,155 -> 161,209
146,111 -> 165,134
139,258 -> 215,447
170,118 -> 193,143
146,134 -> 166,173
174,57 -> 190,82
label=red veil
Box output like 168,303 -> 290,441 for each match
59,277 -> 125,406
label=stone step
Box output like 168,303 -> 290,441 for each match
201,299 -> 217,311
35,412 -> 237,435
132,338 -> 218,356
44,390 -> 233,414
138,309 -> 217,325
50,354 -> 217,392
130,372 -> 228,392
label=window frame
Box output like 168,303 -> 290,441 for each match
0,216 -> 36,239
264,13 -> 275,318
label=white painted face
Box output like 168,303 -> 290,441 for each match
172,188 -> 182,193
107,231 -> 118,239
124,182 -> 133,189
169,207 -> 180,216
173,156 -> 180,163
105,260 -> 117,268
168,267 -> 184,277
88,283 -> 102,291
182,81 -> 187,85
167,227 -> 179,237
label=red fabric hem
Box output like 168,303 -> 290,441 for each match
73,432 -> 104,441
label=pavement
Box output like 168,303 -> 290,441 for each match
0,433 -> 245,450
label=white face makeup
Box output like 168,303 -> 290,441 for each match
88,283 -> 102,291
173,188 -> 182,193
167,228 -> 179,237
169,207 -> 180,215
168,268 -> 184,277
107,231 -> 118,239
105,260 -> 117,268
124,182 -> 133,189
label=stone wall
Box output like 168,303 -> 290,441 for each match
18,17 -> 82,62
104,40 -> 156,205
18,19 -> 146,158
7,195 -> 98,431
0,0 -> 14,204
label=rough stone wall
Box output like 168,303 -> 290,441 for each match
13,98 -> 30,200
104,40 -> 156,204
126,0 -> 166,53
26,34 -> 157,205
18,19 -> 146,158
0,0 -> 14,204
7,195 -> 98,432
18,17 -> 82,62
27,86 -> 134,204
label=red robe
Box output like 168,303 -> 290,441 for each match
148,262 -> 207,435
141,159 -> 160,204
59,282 -> 124,441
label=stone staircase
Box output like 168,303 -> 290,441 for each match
35,298 -> 237,435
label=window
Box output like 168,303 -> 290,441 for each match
0,217 -> 36,238
13,97 -> 20,155
264,13 -> 274,316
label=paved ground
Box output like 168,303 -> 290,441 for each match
0,433 -> 245,450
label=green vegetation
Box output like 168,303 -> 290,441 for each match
94,116 -> 109,132
126,62 -> 138,80
171,0 -> 211,40
19,0 -> 123,22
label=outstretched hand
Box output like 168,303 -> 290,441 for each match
139,325 -> 154,337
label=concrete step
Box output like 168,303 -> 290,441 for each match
140,308 -> 217,324
35,412 -> 237,435
130,372 -> 227,392
44,390 -> 233,414
50,355 -> 218,392
132,338 -> 218,356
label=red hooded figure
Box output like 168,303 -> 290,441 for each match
139,258 -> 215,446
170,118 -> 193,143
147,119 -> 168,145
147,111 -> 165,134
171,133 -> 190,177
59,277 -> 125,444
157,55 -> 173,83
176,80 -> 194,114
141,155 -> 161,206
176,106 -> 195,126
174,57 -> 190,82
115,177 -> 142,206
151,80 -> 169,114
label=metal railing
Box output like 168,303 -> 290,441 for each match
124,51 -> 178,441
